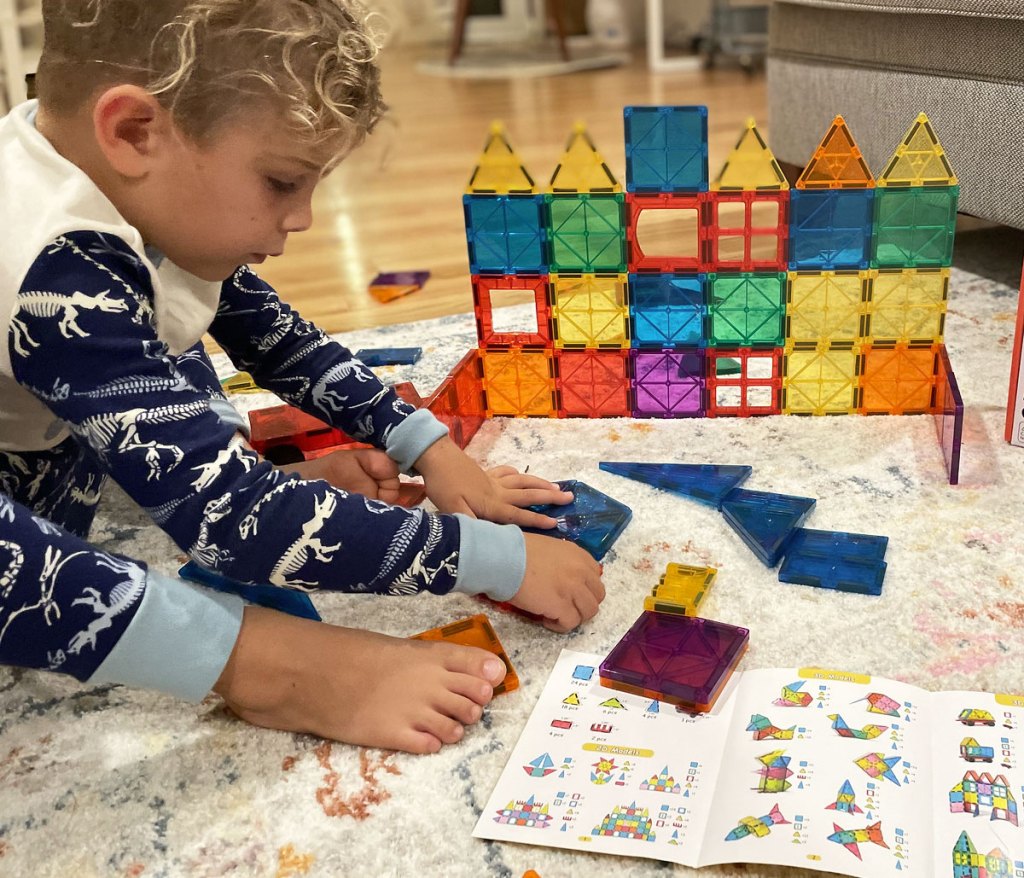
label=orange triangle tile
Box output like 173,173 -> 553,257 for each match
878,113 -> 957,187
795,116 -> 874,189
548,122 -> 620,193
467,121 -> 537,195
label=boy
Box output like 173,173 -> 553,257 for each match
0,0 -> 605,754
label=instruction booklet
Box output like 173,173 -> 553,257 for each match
474,649 -> 1024,875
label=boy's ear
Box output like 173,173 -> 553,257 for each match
92,85 -> 174,178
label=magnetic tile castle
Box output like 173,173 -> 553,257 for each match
426,108 -> 965,481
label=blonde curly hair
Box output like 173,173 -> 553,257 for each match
36,0 -> 386,153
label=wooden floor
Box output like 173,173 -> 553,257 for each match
254,46 -> 767,336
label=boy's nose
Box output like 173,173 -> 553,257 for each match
282,198 -> 314,233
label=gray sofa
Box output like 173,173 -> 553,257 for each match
767,0 -> 1024,230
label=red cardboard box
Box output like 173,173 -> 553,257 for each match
1006,259 -> 1024,446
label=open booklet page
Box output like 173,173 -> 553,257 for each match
474,650 -> 1024,876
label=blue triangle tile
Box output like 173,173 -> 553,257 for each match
521,479 -> 632,561
599,462 -> 752,508
720,488 -> 816,566
178,561 -> 321,621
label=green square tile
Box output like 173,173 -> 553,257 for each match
872,186 -> 958,267
546,194 -> 626,273
708,273 -> 786,347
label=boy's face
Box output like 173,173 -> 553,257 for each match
144,112 -> 335,282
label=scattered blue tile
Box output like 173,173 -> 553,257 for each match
354,347 -> 423,366
778,528 -> 888,595
522,479 -> 632,561
178,561 -> 321,621
779,555 -> 887,596
599,462 -> 752,508
720,488 -> 816,567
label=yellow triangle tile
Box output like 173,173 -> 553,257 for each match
712,118 -> 788,191
466,121 -> 537,194
796,116 -> 874,189
548,122 -> 620,193
878,113 -> 957,187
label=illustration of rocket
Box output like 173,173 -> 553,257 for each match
827,821 -> 889,859
825,779 -> 864,815
725,804 -> 790,841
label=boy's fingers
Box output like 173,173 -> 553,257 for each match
500,473 -> 567,493
503,487 -> 575,508
360,450 -> 400,480
504,508 -> 559,529
542,608 -> 580,634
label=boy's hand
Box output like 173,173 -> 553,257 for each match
509,534 -> 605,632
278,448 -> 401,503
414,436 -> 571,528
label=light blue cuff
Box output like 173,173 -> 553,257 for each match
385,408 -> 449,474
88,570 -> 244,702
451,514 -> 526,601
209,397 -> 250,438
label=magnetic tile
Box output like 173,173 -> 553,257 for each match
599,611 -> 748,712
599,462 -> 751,508
522,479 -> 632,561
411,613 -> 519,694
178,561 -> 321,621
720,488 -> 816,566
354,347 -> 422,366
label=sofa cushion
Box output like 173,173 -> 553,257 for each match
778,0 -> 1024,19
767,1 -> 1024,228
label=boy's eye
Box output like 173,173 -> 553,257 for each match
266,177 -> 298,194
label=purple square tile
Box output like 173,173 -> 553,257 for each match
631,350 -> 705,418
599,611 -> 748,711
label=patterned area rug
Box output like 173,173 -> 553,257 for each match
2,265 -> 1023,878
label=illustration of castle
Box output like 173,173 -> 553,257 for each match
592,802 -> 656,841
949,771 -> 1019,826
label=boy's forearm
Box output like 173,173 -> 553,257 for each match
0,493 -> 242,699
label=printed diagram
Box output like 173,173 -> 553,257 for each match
747,714 -> 796,740
856,693 -> 901,717
949,771 -> 1019,825
755,750 -> 793,793
656,803 -> 690,845
590,755 -> 635,786
827,821 -> 889,860
725,804 -> 790,841
592,802 -> 656,841
958,737 -> 995,763
952,830 -> 1013,877
774,681 -> 813,707
957,708 -> 996,727
853,752 -> 901,785
494,795 -> 552,828
524,753 -> 556,777
825,779 -> 864,815
829,714 -> 887,740
639,766 -> 682,794
524,752 -> 574,778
